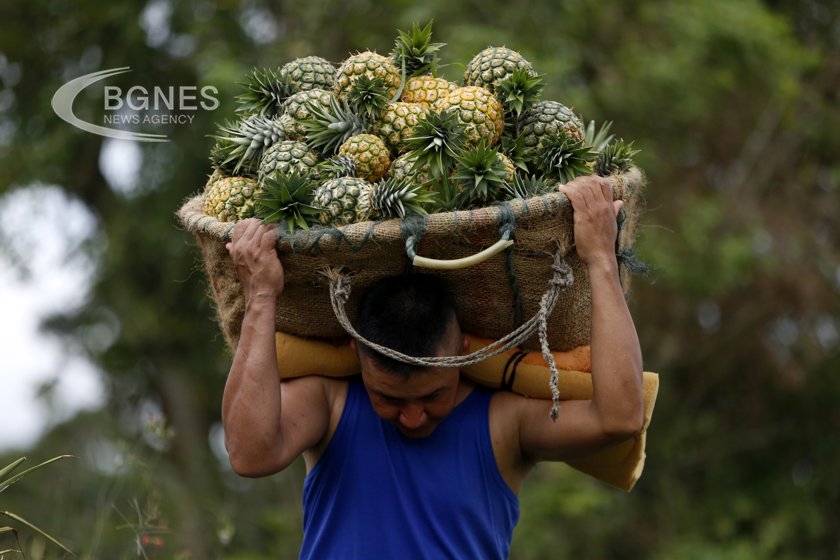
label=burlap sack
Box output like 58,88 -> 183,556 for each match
177,168 -> 644,352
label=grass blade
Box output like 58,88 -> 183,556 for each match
0,457 -> 26,482
1,512 -> 74,556
0,455 -> 74,494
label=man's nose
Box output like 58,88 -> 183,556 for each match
399,404 -> 427,430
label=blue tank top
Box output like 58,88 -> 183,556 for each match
300,377 -> 519,559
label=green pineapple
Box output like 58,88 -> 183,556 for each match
279,56 -> 336,92
254,171 -> 321,233
302,96 -> 368,155
337,134 -> 391,182
258,140 -> 320,182
464,47 -> 536,92
452,142 -> 512,208
390,21 -> 445,76
281,89 -> 336,140
203,175 -> 260,222
519,100 -> 585,150
313,176 -> 374,226
534,133 -> 597,183
235,67 -> 293,118
434,86 -> 505,147
595,138 -> 639,176
334,51 -> 401,101
400,75 -> 457,108
388,152 -> 432,186
373,102 -> 429,153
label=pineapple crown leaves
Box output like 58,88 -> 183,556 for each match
499,134 -> 534,174
211,115 -> 288,174
404,109 -> 468,180
346,75 -> 390,121
496,67 -> 545,117
255,170 -> 321,233
369,175 -> 438,219
534,133 -> 598,183
390,21 -> 446,77
235,67 -> 294,118
595,138 -> 640,176
301,96 -> 368,156
317,155 -> 357,179
584,119 -> 615,153
452,142 -> 511,208
503,173 -> 554,200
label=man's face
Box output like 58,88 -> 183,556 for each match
360,359 -> 461,439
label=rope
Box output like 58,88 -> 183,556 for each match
324,250 -> 574,419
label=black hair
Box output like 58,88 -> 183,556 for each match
355,273 -> 459,376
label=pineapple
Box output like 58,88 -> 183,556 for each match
373,102 -> 429,153
496,67 -> 544,117
235,67 -> 293,118
464,47 -> 535,92
504,174 -> 556,200
390,21 -> 445,76
519,100 -> 585,149
452,142 -> 512,208
337,134 -> 391,182
595,138 -> 639,176
346,75 -> 391,121
254,171 -> 321,233
212,115 -> 288,174
534,133 -> 597,183
388,152 -> 432,186
318,155 -> 358,179
368,176 -> 437,219
313,176 -> 434,227
203,175 -> 260,222
313,176 -> 374,226
334,52 -> 401,102
434,86 -> 504,148
281,89 -> 336,140
258,140 -> 320,182
279,56 -> 335,92
400,75 -> 457,108
404,109 -> 468,181
302,96 -> 367,155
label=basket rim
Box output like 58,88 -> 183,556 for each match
176,167 -> 644,252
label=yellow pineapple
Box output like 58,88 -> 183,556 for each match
337,134 -> 391,182
434,86 -> 504,147
334,52 -> 401,101
400,75 -> 457,108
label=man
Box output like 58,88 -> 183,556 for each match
222,176 -> 644,559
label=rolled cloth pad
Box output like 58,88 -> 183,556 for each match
275,332 -> 659,491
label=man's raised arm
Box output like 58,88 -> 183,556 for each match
221,219 -> 331,477
514,176 -> 644,462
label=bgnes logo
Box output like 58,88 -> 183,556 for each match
51,67 -> 219,142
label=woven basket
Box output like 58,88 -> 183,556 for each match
177,168 -> 645,352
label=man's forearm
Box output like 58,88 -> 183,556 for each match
588,259 -> 644,436
222,293 -> 283,470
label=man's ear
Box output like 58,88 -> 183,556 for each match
350,339 -> 357,352
462,334 -> 469,355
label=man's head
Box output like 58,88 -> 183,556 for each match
353,273 -> 467,438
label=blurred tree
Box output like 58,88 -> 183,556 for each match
0,0 -> 838,558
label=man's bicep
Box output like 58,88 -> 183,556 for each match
517,398 -> 624,463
